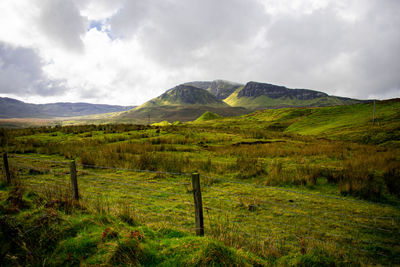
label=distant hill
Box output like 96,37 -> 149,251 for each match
0,97 -> 134,118
195,111 -> 221,122
224,81 -> 364,109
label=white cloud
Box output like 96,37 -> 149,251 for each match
0,0 -> 399,105
37,0 -> 87,52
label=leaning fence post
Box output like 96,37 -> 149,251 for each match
192,172 -> 204,236
3,153 -> 11,184
70,160 -> 79,201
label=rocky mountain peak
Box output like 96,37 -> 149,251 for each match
238,81 -> 328,100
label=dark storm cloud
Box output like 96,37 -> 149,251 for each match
0,42 -> 65,96
110,0 -> 268,67
38,0 -> 87,52
254,0 -> 400,98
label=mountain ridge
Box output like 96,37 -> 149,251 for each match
224,81 -> 365,109
0,97 -> 134,118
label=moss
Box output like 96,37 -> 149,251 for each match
196,242 -> 240,266
108,238 -> 162,266
278,249 -> 336,267
49,232 -> 100,266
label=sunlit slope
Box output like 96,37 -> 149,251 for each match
204,99 -> 400,144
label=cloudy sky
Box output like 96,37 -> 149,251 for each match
0,0 -> 399,105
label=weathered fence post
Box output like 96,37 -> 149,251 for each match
372,99 -> 376,124
192,172 -> 204,236
70,160 -> 79,201
3,153 -> 11,184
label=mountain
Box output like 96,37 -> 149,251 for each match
1,80 -> 366,123
224,81 -> 363,109
117,80 -> 367,123
184,80 -> 243,100
140,84 -> 229,108
117,84 -> 249,122
0,97 -> 134,118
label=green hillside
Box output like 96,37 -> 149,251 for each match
224,82 -> 362,109
118,105 -> 249,123
195,111 -> 221,122
205,99 -> 400,145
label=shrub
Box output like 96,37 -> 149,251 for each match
235,157 -> 267,179
383,165 -> 400,197
338,168 -> 384,201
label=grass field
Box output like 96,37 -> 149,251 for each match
1,101 -> 400,265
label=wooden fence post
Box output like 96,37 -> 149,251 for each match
372,99 -> 376,124
3,153 -> 11,184
70,160 -> 79,201
192,172 -> 204,236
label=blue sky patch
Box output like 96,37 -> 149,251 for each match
88,20 -> 103,31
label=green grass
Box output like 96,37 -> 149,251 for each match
0,185 -> 267,266
3,152 -> 400,265
203,99 -> 400,145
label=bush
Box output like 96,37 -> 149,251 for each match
338,169 -> 384,201
235,157 -> 267,179
383,166 -> 400,197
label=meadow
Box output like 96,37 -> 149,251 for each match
1,101 -> 400,265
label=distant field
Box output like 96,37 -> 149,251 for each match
0,118 -> 61,128
1,100 -> 399,265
